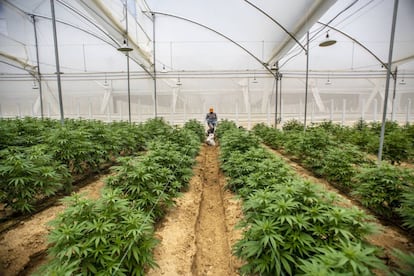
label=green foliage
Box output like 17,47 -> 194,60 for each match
398,189 -> 414,230
383,129 -> 412,165
0,145 -> 70,213
352,163 -> 414,219
40,121 -> 201,275
234,182 -> 378,275
252,123 -> 284,149
219,128 -> 260,160
40,190 -> 158,275
218,126 -> 381,275
298,241 -> 387,275
215,119 -> 237,138
282,119 -> 304,131
105,128 -> 200,220
46,126 -> 97,175
141,117 -> 173,140
183,119 -> 205,142
391,249 -> 414,276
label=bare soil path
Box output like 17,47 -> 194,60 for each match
148,144 -> 243,276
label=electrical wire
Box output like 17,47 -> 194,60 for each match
56,0 -> 120,46
309,0 -> 359,42
333,0 -> 383,31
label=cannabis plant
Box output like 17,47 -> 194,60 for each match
352,163 -> 414,219
282,119 -> 304,131
398,189 -> 414,230
0,145 -> 70,213
390,249 -> 414,276
298,241 -> 387,275
184,119 -> 205,142
40,189 -> 158,275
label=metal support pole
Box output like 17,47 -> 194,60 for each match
127,52 -> 131,123
378,0 -> 399,164
31,15 -> 44,119
50,0 -> 64,125
274,72 -> 279,128
391,67 -> 398,121
152,13 -> 158,118
304,31 -> 310,131
279,74 -> 283,124
125,0 -> 132,123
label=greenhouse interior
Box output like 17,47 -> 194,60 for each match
1,1 -> 414,276
0,0 -> 413,127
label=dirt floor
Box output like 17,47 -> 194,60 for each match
0,177 -> 106,276
148,144 -> 243,276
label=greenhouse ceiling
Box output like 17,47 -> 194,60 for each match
0,0 -> 413,124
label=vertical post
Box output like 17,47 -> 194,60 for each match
31,15 -> 44,119
330,99 -> 334,121
126,52 -> 131,123
235,101 -> 239,125
406,99 -> 411,124
342,99 -> 346,126
152,13 -> 158,118
17,104 -> 21,118
279,73 -> 283,124
50,0 -> 64,125
88,101 -> 92,119
304,31 -> 310,131
378,0 -> 399,164
274,73 -> 279,128
361,98 -> 365,120
311,100 -> 314,123
266,100 -> 270,126
391,67 -> 398,121
280,99 -> 284,125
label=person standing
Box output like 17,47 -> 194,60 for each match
205,107 -> 217,131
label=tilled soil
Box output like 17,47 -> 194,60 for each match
0,178 -> 106,276
148,144 -> 243,276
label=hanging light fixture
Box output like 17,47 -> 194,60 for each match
319,31 -> 337,47
399,71 -> 406,85
32,80 -> 39,89
252,72 -> 258,83
103,73 -> 109,88
325,73 -> 332,85
117,40 -> 133,52
176,74 -> 182,86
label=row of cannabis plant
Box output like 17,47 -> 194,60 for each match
312,119 -> 414,165
0,117 -> 168,213
253,123 -> 414,234
37,120 -> 204,275
217,120 -> 385,275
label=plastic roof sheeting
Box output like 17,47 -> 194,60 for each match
0,0 -> 413,125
